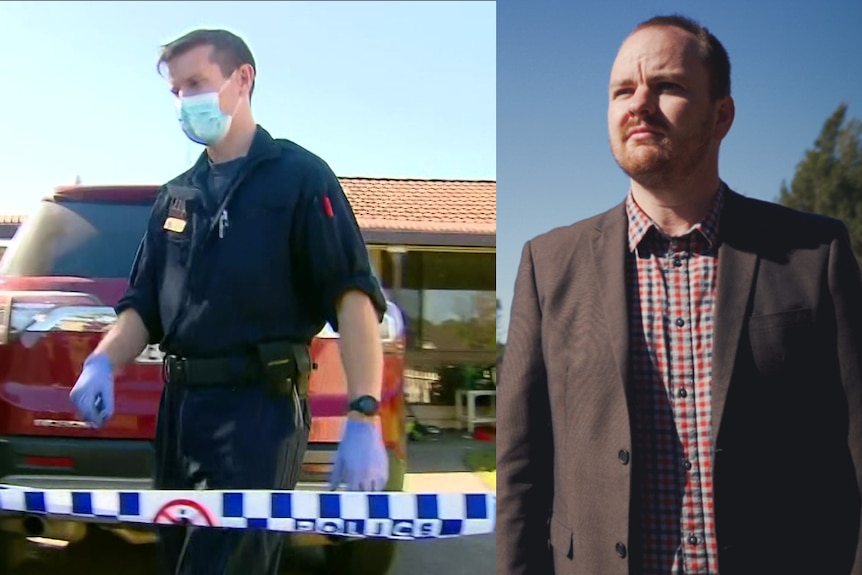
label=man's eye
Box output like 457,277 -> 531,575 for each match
658,82 -> 681,91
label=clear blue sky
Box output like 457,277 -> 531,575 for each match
498,0 -> 862,341
0,1 -> 495,214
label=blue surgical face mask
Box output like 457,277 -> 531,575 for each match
176,75 -> 238,146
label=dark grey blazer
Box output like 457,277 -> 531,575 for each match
497,188 -> 862,575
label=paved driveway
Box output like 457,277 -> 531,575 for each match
13,530 -> 495,575
9,432 -> 495,574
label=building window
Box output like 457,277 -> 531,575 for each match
380,249 -> 496,407
382,250 -> 495,353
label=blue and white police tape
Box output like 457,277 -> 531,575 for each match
0,485 -> 495,541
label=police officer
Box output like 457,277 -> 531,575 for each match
69,28 -> 390,575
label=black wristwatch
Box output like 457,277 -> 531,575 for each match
349,395 -> 380,416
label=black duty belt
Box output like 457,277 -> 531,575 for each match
163,353 -> 263,387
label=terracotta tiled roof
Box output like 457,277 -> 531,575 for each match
340,177 -> 496,235
0,177 -> 497,236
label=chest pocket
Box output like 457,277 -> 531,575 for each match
217,198 -> 294,317
224,199 -> 291,265
747,308 -> 814,378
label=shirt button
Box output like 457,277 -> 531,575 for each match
678,388 -> 688,398
688,534 -> 699,545
673,257 -> 682,267
618,449 -> 630,465
683,459 -> 693,470
615,542 -> 627,559
675,318 -> 685,327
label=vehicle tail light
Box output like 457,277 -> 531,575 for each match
0,291 -> 112,346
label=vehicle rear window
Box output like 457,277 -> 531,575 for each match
0,200 -> 152,279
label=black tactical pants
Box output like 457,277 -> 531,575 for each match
153,382 -> 309,575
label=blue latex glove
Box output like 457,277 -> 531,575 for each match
329,419 -> 389,491
69,352 -> 114,428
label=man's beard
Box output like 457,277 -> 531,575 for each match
611,114 -> 713,189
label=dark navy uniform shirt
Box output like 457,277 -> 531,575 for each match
116,126 -> 387,358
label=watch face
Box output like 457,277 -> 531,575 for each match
354,396 -> 379,415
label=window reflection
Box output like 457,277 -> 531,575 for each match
382,250 -> 495,352
379,249 -> 496,406
421,290 -> 496,351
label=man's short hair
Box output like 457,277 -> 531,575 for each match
633,14 -> 731,101
157,28 -> 256,98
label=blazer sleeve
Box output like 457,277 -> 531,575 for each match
828,223 -> 862,574
497,240 -> 554,575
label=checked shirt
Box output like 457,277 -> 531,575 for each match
625,185 -> 725,574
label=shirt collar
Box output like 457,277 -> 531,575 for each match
625,182 -> 725,252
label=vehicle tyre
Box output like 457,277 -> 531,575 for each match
322,539 -> 398,575
0,531 -> 29,573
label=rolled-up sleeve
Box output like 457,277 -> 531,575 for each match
293,163 -> 386,332
114,200 -> 165,345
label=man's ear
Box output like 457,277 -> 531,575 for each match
239,64 -> 255,97
714,96 -> 735,141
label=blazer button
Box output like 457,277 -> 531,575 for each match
615,542 -> 627,559
618,449 -> 630,465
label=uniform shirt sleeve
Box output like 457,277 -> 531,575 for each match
114,198 -> 166,345
293,163 -> 387,332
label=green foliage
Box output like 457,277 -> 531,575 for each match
464,446 -> 496,472
779,103 -> 862,261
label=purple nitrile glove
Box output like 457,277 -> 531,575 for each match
69,352 -> 114,428
328,419 -> 389,491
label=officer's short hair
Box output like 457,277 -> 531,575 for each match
157,28 -> 257,98
631,14 -> 731,101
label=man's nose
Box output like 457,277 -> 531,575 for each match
628,86 -> 657,118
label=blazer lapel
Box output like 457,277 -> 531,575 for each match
591,205 -> 631,401
711,190 -> 758,449
589,190 -> 757,443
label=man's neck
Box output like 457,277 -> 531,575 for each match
630,174 -> 721,237
207,115 -> 257,164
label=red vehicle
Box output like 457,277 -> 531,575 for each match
0,185 -> 408,574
